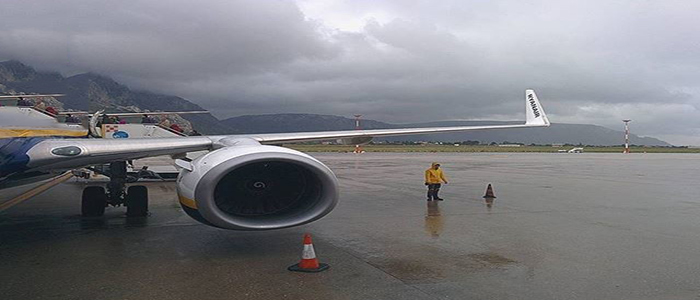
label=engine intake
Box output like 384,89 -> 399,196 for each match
214,160 -> 323,217
177,145 -> 338,230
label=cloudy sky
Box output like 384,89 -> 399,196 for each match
1,0 -> 699,144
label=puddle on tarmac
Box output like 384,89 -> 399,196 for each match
380,259 -> 446,281
376,251 -> 518,282
467,253 -> 517,265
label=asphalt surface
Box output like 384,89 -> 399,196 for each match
2,153 -> 700,299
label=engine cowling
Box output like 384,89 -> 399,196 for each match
176,145 -> 339,230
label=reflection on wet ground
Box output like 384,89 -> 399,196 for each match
484,196 -> 495,209
424,201 -> 444,238
3,153 -> 700,299
78,215 -> 149,230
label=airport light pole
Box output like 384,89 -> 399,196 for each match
623,119 -> 631,154
354,115 -> 362,130
354,115 -> 363,153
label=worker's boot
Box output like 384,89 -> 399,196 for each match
434,190 -> 443,201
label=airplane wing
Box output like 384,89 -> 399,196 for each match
14,90 -> 549,175
56,111 -> 210,116
0,94 -> 65,99
246,89 -> 549,144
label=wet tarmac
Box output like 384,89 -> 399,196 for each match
2,153 -> 700,299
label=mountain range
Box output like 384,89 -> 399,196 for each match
0,60 -> 670,146
221,114 -> 669,146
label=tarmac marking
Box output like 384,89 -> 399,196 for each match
0,172 -> 74,212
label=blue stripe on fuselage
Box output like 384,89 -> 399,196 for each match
0,137 -> 46,178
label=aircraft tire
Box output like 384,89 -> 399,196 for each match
82,186 -> 107,217
126,185 -> 149,217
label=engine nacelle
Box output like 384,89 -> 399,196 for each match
176,145 -> 339,230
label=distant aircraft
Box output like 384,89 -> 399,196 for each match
0,90 -> 550,230
558,147 -> 584,153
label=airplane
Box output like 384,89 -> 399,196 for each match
568,147 -> 584,153
56,111 -> 210,116
0,89 -> 550,230
0,94 -> 66,101
557,147 -> 584,153
0,94 -> 209,138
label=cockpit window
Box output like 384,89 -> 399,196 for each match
51,146 -> 82,156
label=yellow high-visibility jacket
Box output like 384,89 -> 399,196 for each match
425,164 -> 447,184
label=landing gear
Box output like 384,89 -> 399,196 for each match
80,161 -> 150,217
82,186 -> 107,217
126,185 -> 149,217
106,161 -> 128,205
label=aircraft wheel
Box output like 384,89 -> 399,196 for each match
82,186 -> 107,217
126,185 -> 149,217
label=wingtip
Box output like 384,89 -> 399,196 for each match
525,89 -> 550,126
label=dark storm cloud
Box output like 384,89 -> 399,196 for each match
0,0 -> 336,78
1,0 -> 699,144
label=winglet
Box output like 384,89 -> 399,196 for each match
525,89 -> 550,126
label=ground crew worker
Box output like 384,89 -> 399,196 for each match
45,106 -> 58,116
158,118 -> 171,128
169,123 -> 183,133
64,114 -> 80,123
34,101 -> 46,111
101,114 -> 115,124
17,97 -> 31,106
424,162 -> 448,201
141,114 -> 156,124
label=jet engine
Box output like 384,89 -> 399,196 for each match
176,144 -> 339,230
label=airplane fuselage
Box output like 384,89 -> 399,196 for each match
0,137 -> 58,189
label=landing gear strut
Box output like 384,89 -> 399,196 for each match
80,161 -> 149,217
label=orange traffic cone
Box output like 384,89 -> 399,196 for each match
483,183 -> 496,198
288,233 -> 329,273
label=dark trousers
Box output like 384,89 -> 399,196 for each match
427,183 -> 441,200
